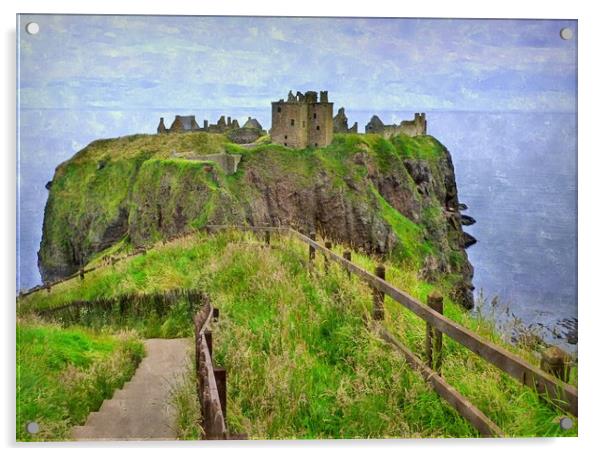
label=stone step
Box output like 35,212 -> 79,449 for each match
70,338 -> 191,441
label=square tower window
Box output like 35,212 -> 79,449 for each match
313,113 -> 317,119
316,125 -> 320,130
290,119 -> 295,126
284,135 -> 288,139
277,107 -> 282,113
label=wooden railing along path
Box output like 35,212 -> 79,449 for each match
193,301 -> 230,439
204,225 -> 578,429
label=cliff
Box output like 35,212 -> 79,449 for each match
38,132 -> 475,308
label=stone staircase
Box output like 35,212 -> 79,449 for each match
72,338 -> 191,441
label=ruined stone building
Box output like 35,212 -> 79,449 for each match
271,90 -> 334,148
157,114 -> 265,144
365,113 -> 427,138
156,94 -> 427,149
333,107 -> 358,134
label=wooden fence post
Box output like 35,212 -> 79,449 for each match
426,292 -> 444,371
308,231 -> 316,264
372,264 -> 386,320
324,241 -> 332,273
343,251 -> 351,278
264,230 -> 271,246
79,269 -> 85,280
540,346 -> 569,383
214,367 -> 227,421
206,331 -> 213,357
195,332 -> 201,374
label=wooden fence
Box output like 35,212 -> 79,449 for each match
18,230 -> 200,298
204,225 -> 578,430
193,301 -> 230,440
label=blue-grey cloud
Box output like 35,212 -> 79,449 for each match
18,15 -> 577,113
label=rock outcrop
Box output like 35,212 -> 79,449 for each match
38,132 -> 476,308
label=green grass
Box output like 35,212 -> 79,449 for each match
372,187 -> 433,267
390,134 -> 446,161
16,320 -> 145,441
169,351 -> 202,440
18,231 -> 577,438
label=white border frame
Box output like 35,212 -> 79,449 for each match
3,1 -> 600,454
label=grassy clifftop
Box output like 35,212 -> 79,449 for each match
38,131 -> 474,308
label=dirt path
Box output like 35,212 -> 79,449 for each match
72,338 -> 191,441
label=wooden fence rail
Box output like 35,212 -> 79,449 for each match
376,324 -> 504,437
18,230 -> 203,298
194,302 -> 229,440
287,228 -> 578,417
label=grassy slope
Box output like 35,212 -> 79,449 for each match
19,231 -> 577,438
16,321 -> 144,441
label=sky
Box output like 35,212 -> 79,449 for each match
17,15 -> 577,114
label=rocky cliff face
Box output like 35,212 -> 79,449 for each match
38,132 -> 475,308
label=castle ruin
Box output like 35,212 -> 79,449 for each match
333,107 -> 358,134
365,113 -> 427,138
157,114 -> 266,144
157,92 -> 427,149
270,90 -> 334,148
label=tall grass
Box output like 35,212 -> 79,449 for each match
169,351 -> 202,440
19,231 -> 577,438
16,319 -> 145,441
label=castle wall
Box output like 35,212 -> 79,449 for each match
365,113 -> 427,138
271,101 -> 309,148
308,102 -> 333,147
399,113 -> 427,137
228,128 -> 263,144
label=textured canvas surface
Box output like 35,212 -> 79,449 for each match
16,15 -> 577,441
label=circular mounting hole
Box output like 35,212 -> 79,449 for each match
26,421 -> 40,434
559,416 -> 573,430
560,28 -> 573,40
25,22 -> 40,35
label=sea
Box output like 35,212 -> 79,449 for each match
17,108 -> 578,349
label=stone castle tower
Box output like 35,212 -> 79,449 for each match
271,90 -> 333,148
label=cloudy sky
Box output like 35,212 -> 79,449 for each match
18,15 -> 577,113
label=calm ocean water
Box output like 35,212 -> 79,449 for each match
17,109 -> 577,346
